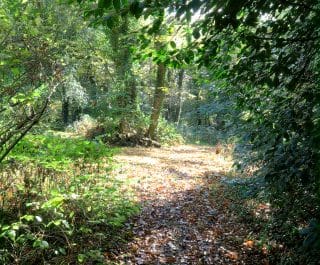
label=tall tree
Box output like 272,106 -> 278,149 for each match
147,62 -> 167,139
108,15 -> 138,133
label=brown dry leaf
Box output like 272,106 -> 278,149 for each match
243,240 -> 254,248
131,244 -> 139,253
166,256 -> 177,263
225,250 -> 239,260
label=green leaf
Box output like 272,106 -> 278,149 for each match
41,196 -> 64,209
47,219 -> 62,227
78,254 -> 86,263
7,230 -> 16,241
20,215 -> 34,222
170,41 -> 176,49
59,247 -> 67,255
1,229 -> 17,241
11,68 -> 20,75
62,220 -> 71,229
33,240 -> 49,249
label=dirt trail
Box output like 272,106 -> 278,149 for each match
109,145 -> 264,265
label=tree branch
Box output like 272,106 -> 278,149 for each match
0,98 -> 49,163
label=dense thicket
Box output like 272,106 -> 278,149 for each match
175,0 -> 320,256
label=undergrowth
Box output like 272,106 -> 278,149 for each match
0,133 -> 140,264
156,118 -> 184,145
211,176 -> 320,265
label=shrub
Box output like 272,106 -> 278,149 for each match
0,133 -> 139,264
155,118 -> 184,145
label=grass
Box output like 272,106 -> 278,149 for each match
0,132 -> 140,264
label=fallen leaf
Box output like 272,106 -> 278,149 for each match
225,250 -> 239,260
243,240 -> 254,248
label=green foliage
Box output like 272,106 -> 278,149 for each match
156,118 -> 184,145
0,174 -> 139,264
0,0 -> 101,161
7,133 -> 114,170
98,109 -> 184,145
0,133 -> 139,264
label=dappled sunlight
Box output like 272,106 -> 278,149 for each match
113,145 -> 234,201
117,155 -> 160,166
109,145 -> 267,264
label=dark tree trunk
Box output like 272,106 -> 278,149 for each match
62,87 -> 69,126
62,99 -> 69,125
72,106 -> 82,122
147,63 -> 167,140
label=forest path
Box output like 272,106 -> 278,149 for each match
109,145 -> 264,264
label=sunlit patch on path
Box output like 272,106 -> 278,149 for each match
109,145 -> 266,264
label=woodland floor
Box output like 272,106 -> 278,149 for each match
108,145 -> 268,265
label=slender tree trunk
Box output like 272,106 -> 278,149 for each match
176,69 -> 185,124
62,99 -> 69,125
62,87 -> 69,126
0,98 -> 50,163
164,69 -> 172,121
147,63 -> 167,139
72,106 -> 82,122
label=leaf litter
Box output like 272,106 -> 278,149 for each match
108,145 -> 268,264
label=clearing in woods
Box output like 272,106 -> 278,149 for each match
109,145 -> 268,265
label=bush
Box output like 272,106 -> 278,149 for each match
156,118 -> 184,145
0,133 -> 139,264
67,114 -> 100,137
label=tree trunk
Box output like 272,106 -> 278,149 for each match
176,69 -> 185,124
164,69 -> 172,121
61,87 -> 69,126
62,99 -> 69,125
109,16 -> 137,133
147,63 -> 167,140
72,106 -> 82,122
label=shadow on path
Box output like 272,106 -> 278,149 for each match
108,145 -> 266,264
